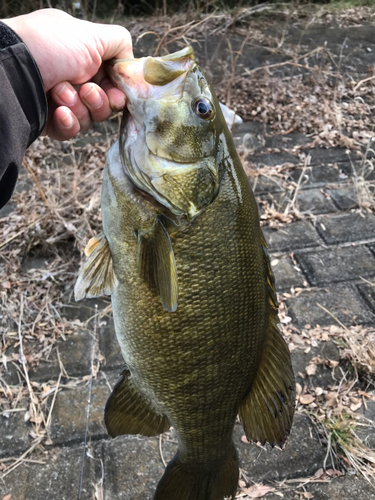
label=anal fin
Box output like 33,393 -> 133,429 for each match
74,233 -> 118,301
239,317 -> 295,448
105,367 -> 170,437
137,217 -> 179,312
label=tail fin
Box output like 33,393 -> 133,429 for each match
154,443 -> 238,500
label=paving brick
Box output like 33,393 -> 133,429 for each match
248,151 -> 299,168
264,131 -> 311,149
291,340 -> 342,388
357,283 -> 375,314
289,163 -> 350,186
49,371 -> 117,445
306,147 -> 360,166
0,405 -> 32,458
296,246 -> 375,286
286,284 -> 374,327
257,188 -> 336,216
296,188 -> 337,215
328,186 -> 358,210
315,213 -> 375,244
271,255 -> 306,291
263,221 -> 321,253
236,414 -> 330,482
99,317 -> 124,371
0,202 -> 15,218
100,435 -> 174,500
0,444 -> 96,500
2,329 -> 95,385
252,174 -> 284,194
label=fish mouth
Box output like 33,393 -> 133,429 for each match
105,46 -> 196,100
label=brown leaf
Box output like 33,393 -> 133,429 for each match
296,383 -> 303,395
306,363 -> 317,376
350,402 -> 362,412
303,493 -> 314,499
300,394 -> 315,405
2,495 -> 11,500
326,469 -> 343,478
313,468 -> 324,479
243,484 -> 275,498
291,334 -> 305,345
1,281 -> 11,289
326,359 -> 339,368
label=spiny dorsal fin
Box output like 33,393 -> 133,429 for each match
239,231 -> 295,447
74,233 -> 118,301
137,217 -> 179,312
105,367 -> 170,437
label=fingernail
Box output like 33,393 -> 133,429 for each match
61,111 -> 74,128
83,86 -> 103,109
56,82 -> 76,106
113,95 -> 126,111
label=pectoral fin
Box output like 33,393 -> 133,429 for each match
74,233 -> 118,301
239,231 -> 295,447
137,217 -> 179,312
105,367 -> 170,437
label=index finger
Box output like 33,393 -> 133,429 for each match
95,24 -> 134,61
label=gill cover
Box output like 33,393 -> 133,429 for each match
106,47 -> 220,220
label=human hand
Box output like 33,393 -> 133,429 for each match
3,9 -> 133,140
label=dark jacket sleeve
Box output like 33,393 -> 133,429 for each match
0,21 -> 47,209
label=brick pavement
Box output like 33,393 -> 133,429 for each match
1,119 -> 374,500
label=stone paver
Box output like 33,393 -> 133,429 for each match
315,213 -> 375,244
286,284 -> 374,327
296,188 -> 337,215
357,283 -> 375,315
271,255 -> 306,291
328,186 -> 359,211
263,220 -> 322,253
296,246 -> 375,286
0,444 -> 97,500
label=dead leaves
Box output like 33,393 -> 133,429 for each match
241,484 -> 275,498
300,394 -> 315,405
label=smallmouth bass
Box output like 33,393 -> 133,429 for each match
75,46 -> 295,500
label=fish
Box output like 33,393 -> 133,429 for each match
74,46 -> 295,500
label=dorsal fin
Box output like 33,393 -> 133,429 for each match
137,217 -> 179,312
74,233 -> 118,301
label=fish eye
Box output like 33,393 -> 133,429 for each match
193,98 -> 214,120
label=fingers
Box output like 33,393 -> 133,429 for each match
43,106 -> 80,141
79,82 -> 117,122
45,80 -> 126,141
51,82 -> 93,132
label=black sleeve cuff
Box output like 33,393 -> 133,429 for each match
0,20 -> 23,48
